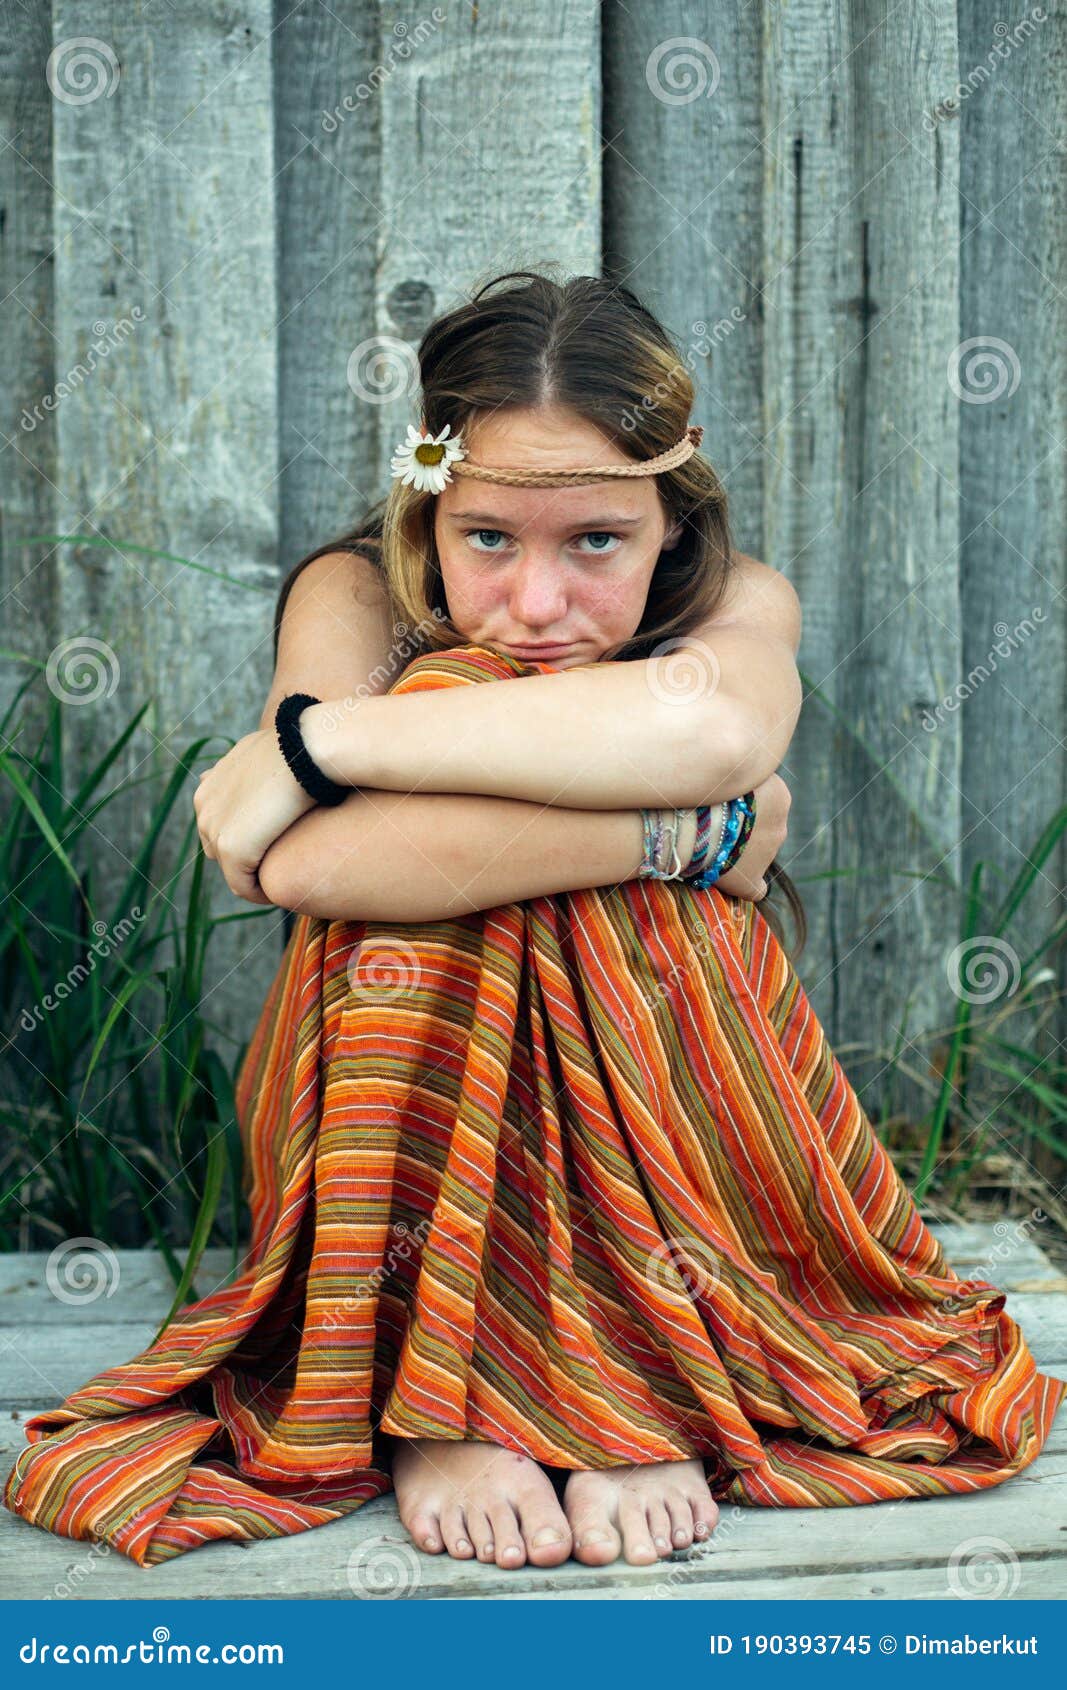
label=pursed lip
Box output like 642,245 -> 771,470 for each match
499,642 -> 576,656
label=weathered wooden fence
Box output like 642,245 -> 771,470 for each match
2,1 -> 1064,1114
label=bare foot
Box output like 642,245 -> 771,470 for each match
563,1457 -> 719,1566
390,1436 -> 572,1570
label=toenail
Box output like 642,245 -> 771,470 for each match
694,1521 -> 709,1538
673,1528 -> 688,1544
578,1529 -> 608,1545
654,1535 -> 669,1549
456,1537 -> 472,1553
423,1534 -> 439,1549
502,1544 -> 522,1561
532,1527 -> 561,1547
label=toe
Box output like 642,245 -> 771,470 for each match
617,1492 -> 659,1565
487,1503 -> 527,1569
466,1508 -> 496,1563
403,1507 -> 443,1554
567,1498 -> 622,1566
689,1488 -> 719,1543
645,1500 -> 674,1557
439,1503 -> 474,1559
517,1498 -> 572,1567
665,1492 -> 695,1551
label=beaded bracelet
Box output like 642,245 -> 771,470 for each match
275,692 -> 349,807
687,791 -> 757,889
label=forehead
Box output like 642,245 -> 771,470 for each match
437,479 -> 659,526
435,406 -> 665,526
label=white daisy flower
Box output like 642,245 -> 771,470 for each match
389,422 -> 466,493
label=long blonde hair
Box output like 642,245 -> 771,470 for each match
275,269 -> 806,955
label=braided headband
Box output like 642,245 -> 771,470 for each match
390,422 -> 704,492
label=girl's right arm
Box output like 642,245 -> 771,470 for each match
255,547 -> 785,920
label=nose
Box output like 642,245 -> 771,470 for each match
508,552 -> 568,628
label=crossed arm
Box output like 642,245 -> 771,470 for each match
251,547 -> 801,922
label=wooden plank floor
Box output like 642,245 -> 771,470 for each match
1,1224 -> 1064,1600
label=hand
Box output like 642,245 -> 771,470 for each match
714,772 -> 791,902
193,727 -> 320,904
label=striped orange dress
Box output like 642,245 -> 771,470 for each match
4,645 -> 1064,1566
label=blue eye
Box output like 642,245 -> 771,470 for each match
463,529 -> 621,556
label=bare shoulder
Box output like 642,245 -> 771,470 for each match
709,550 -> 802,653
286,543 -> 389,609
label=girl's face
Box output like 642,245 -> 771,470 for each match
433,405 -> 683,668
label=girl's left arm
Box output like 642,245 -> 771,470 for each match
300,553 -> 802,811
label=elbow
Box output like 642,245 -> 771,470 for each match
257,837 -> 332,915
686,692 -> 801,801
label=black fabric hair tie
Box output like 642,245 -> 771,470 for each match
275,693 -> 349,807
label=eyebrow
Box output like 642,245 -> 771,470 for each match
447,511 -> 645,526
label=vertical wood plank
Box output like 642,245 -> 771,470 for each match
956,0 -> 1067,1170
0,0 -> 58,728
49,2 -> 281,1045
603,2 -> 766,554
373,0 -> 602,480
272,0 -> 382,567
831,0 -> 963,1108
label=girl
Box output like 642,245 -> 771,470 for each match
5,272 -> 1063,1573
